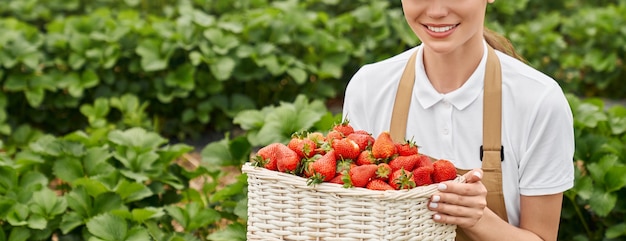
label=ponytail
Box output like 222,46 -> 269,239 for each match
483,27 -> 527,63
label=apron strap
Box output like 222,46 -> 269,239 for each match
389,46 -> 508,240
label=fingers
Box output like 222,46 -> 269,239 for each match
463,169 -> 483,183
429,173 -> 487,228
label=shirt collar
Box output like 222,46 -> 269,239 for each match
414,42 -> 488,110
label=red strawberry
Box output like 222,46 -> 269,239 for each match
344,164 -> 378,188
356,150 -> 377,166
329,173 -> 345,185
376,163 -> 392,181
366,179 -> 394,191
347,132 -> 375,152
252,143 -> 282,171
326,130 -> 344,143
305,150 -> 337,185
332,138 -> 361,160
332,120 -> 355,136
275,144 -> 301,173
287,136 -> 317,158
389,168 -> 416,190
432,159 -> 457,183
353,130 -> 371,135
414,154 -> 434,169
372,132 -> 397,160
389,154 -> 420,172
413,165 -> 434,186
395,140 -> 419,156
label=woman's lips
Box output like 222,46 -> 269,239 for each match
423,24 -> 459,38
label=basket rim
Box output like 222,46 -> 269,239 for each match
242,162 -> 464,200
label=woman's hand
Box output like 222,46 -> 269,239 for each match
428,169 -> 487,228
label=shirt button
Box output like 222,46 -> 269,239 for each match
443,128 -> 449,135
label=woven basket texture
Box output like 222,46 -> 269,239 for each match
242,163 -> 459,241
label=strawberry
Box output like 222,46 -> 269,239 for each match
356,150 -> 377,166
432,159 -> 458,183
332,138 -> 361,160
372,132 -> 397,160
414,154 -> 434,169
344,164 -> 378,188
329,173 -> 345,185
326,130 -> 344,143
395,140 -> 419,156
307,131 -> 326,144
275,144 -> 301,173
389,168 -> 416,190
388,154 -> 419,172
347,132 -> 375,152
332,120 -> 355,137
413,165 -> 434,187
366,179 -> 394,191
305,150 -> 337,185
251,143 -> 282,171
353,130 -> 371,135
287,136 -> 317,159
376,163 -> 392,181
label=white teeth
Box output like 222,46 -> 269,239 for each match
427,25 -> 455,33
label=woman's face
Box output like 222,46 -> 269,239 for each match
401,0 -> 493,54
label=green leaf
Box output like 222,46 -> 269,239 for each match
93,192 -> 125,215
201,138 -> 234,168
30,188 -> 67,218
66,187 -> 92,218
287,67 -> 308,84
27,214 -> 47,230
606,222 -> 626,239
130,207 -> 165,223
73,178 -> 109,197
232,110 -> 265,131
29,135 -> 62,156
0,166 -> 18,193
125,226 -> 150,241
136,39 -> 169,72
86,213 -> 127,241
7,203 -> 29,226
115,179 -> 153,203
206,223 -> 247,241
7,227 -> 30,241
210,174 -> 246,203
604,165 -> 626,192
60,212 -> 84,234
53,156 -> 85,182
210,56 -> 236,81
24,87 -> 45,107
165,63 -> 195,90
108,127 -> 167,151
588,189 -> 617,217
574,103 -> 608,128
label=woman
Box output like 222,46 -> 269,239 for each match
341,0 -> 575,240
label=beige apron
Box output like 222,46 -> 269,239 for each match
389,46 -> 508,241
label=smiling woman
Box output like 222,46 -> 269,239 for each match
341,0 -> 575,240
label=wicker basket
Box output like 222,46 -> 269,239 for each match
242,162 -> 462,241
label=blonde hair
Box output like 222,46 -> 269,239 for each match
483,27 -> 527,63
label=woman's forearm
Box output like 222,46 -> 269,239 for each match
462,208 -> 546,241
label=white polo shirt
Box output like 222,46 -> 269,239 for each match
342,42 -> 575,227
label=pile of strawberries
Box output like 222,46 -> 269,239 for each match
251,121 -> 458,191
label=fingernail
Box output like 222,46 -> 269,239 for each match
432,195 -> 440,202
437,183 -> 447,190
433,214 -> 441,220
473,171 -> 482,179
429,202 -> 438,208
